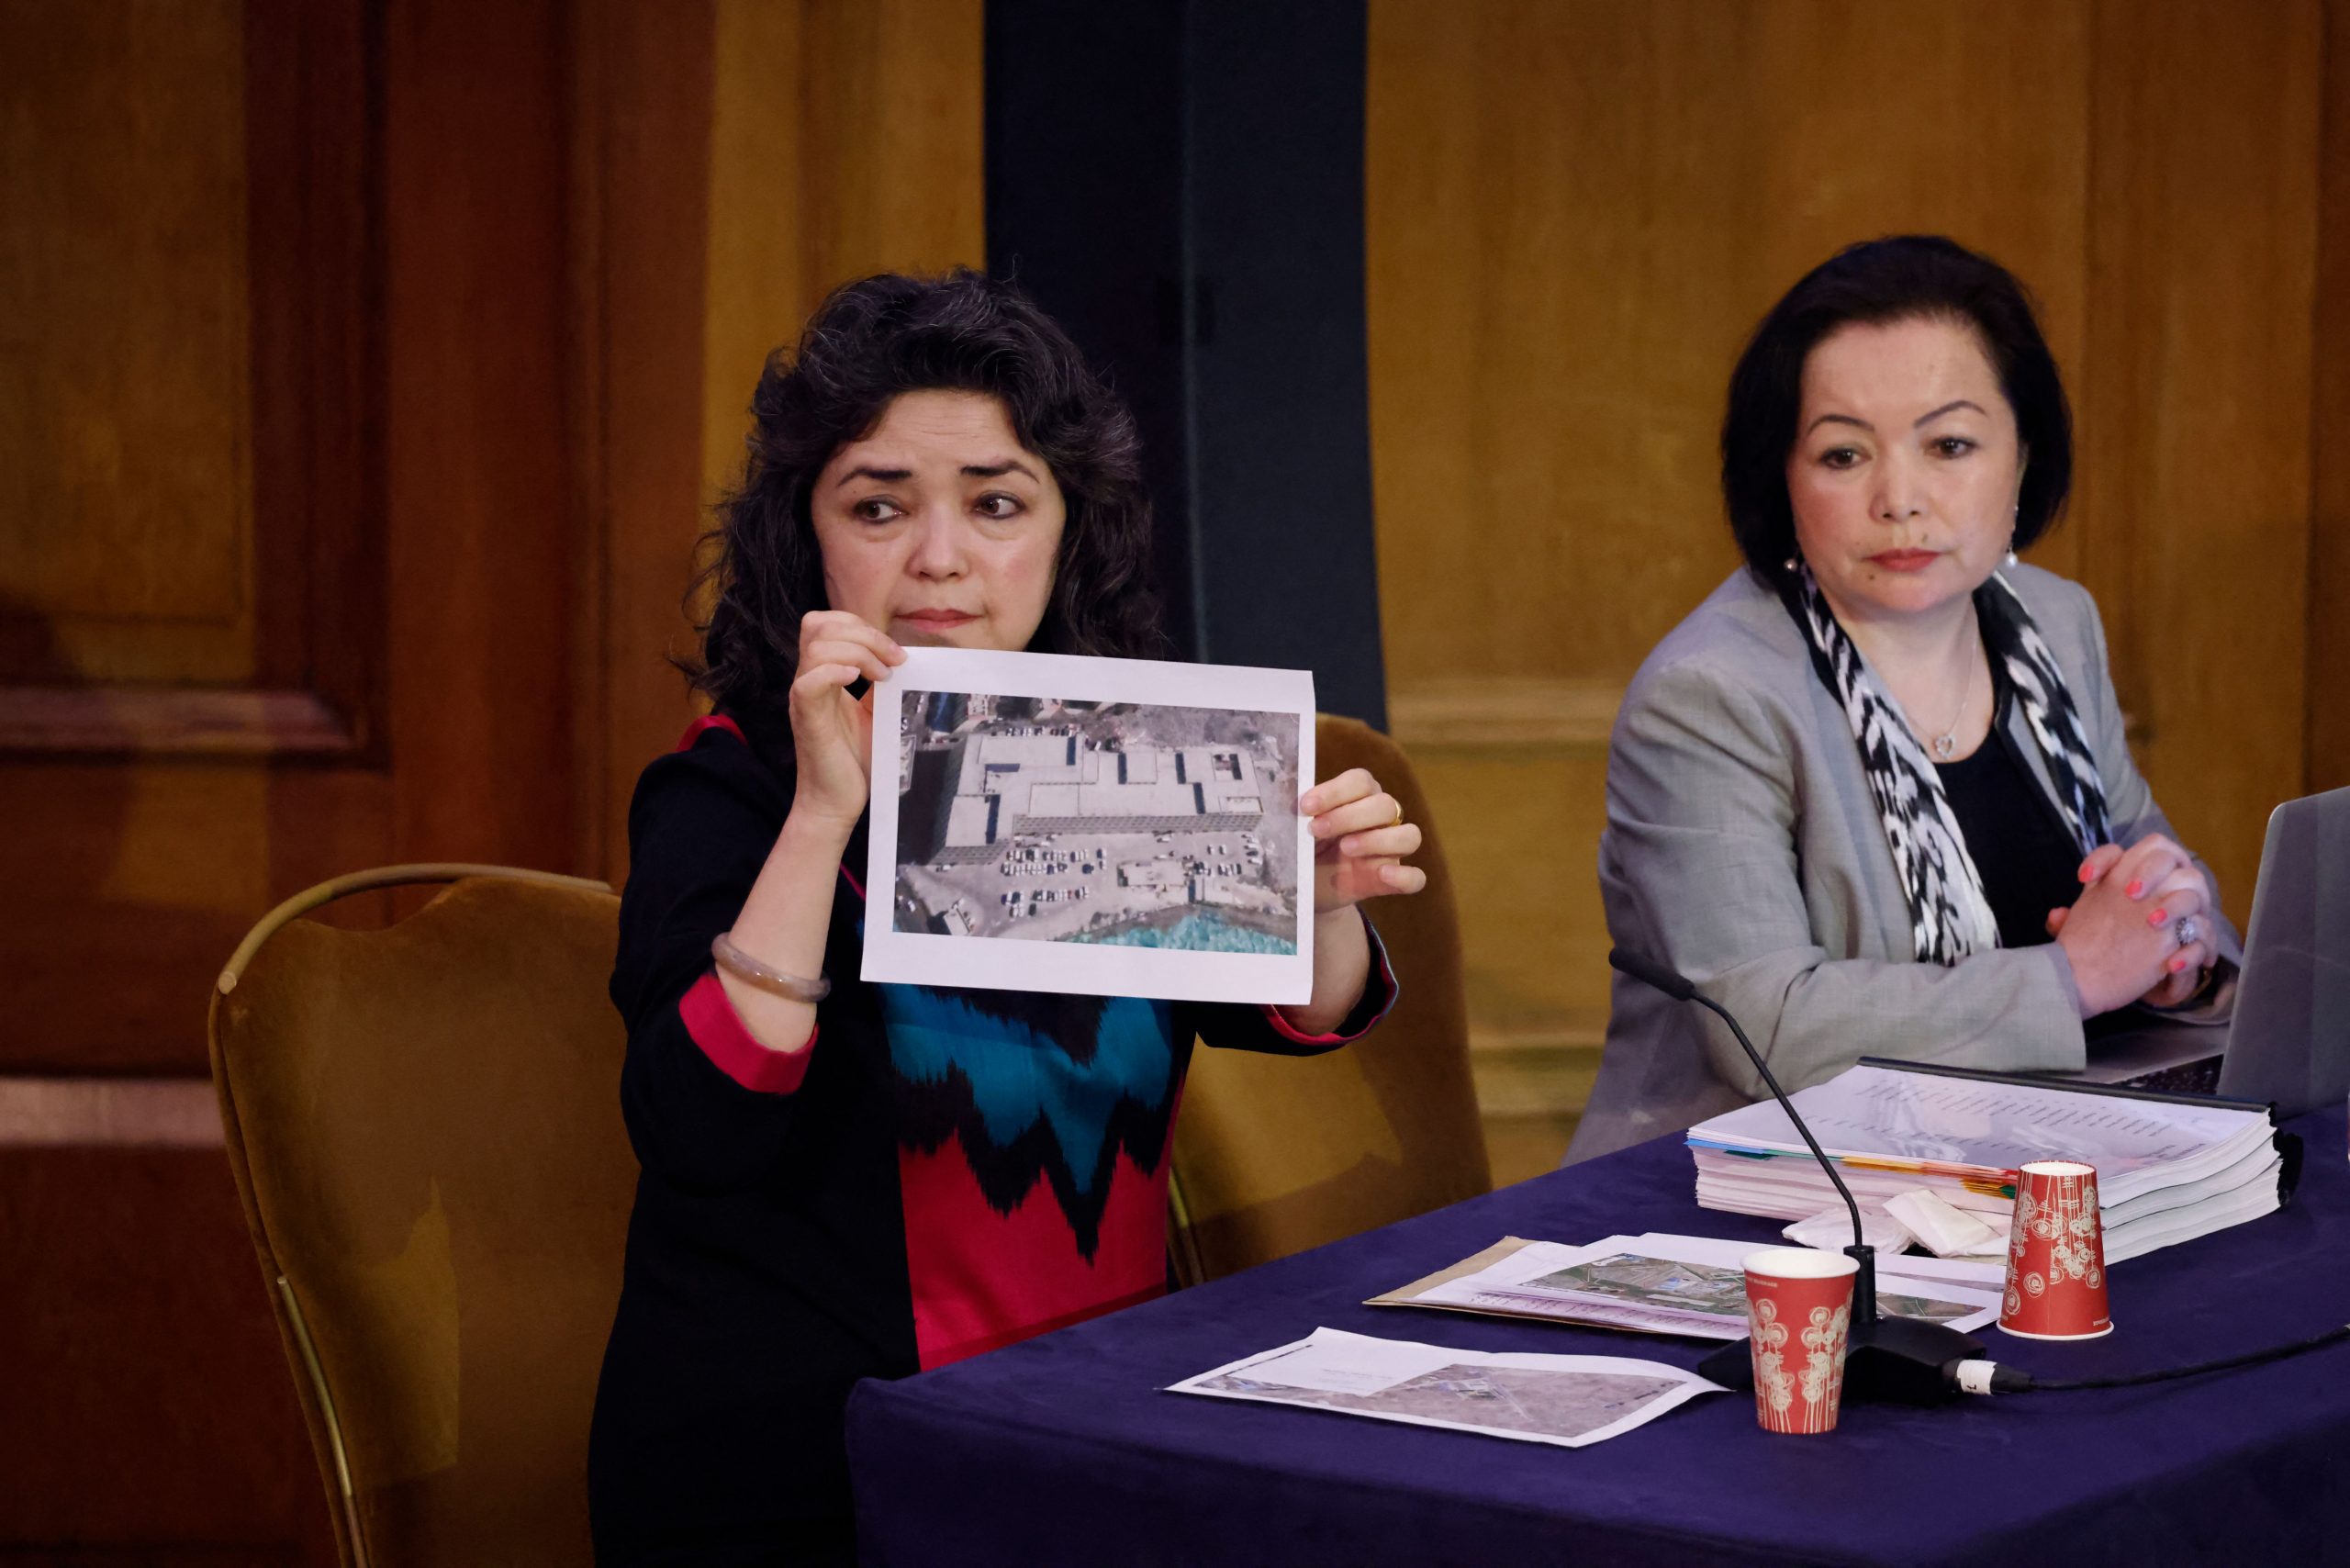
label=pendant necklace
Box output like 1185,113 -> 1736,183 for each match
1923,632 -> 1979,761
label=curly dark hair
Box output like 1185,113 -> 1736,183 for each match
683,269 -> 1164,750
1720,234 -> 2074,577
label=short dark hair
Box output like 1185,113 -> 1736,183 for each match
684,269 -> 1164,746
1719,234 -> 2073,576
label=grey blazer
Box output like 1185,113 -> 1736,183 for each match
1567,563 -> 2239,1162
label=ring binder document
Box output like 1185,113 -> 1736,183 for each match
1686,1059 -> 2295,1264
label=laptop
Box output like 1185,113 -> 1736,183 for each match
2214,785 -> 2350,1116
2061,787 -> 2350,1112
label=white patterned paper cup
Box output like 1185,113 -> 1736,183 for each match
1743,1247 -> 1859,1435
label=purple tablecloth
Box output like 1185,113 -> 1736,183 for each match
847,1108 -> 2349,1567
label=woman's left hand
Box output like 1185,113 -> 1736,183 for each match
1302,768 -> 1428,915
2048,834 -> 2219,1007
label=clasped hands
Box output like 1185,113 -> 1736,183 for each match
2044,834 -> 2218,1015
787,610 -> 1427,917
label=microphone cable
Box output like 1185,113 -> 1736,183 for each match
1952,1321 -> 2350,1395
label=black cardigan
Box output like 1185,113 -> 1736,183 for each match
587,723 -> 1395,1564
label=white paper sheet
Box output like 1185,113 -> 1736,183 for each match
1207,1335 -> 1460,1394
1397,1234 -> 2001,1338
862,647 -> 1317,1002
1169,1327 -> 1723,1449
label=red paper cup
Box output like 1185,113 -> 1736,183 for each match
1998,1159 -> 2113,1340
1742,1247 -> 1858,1435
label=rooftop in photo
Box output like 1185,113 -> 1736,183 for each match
934,734 -> 1269,856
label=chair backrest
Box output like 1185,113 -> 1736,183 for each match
1169,715 -> 1490,1281
208,868 -> 632,1568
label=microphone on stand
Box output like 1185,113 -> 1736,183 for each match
1608,948 -> 1985,1403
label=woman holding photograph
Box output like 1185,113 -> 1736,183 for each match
588,269 -> 1423,1566
1571,235 -> 2236,1162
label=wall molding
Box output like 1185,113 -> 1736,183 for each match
1389,677 -> 1620,754
0,1076 -> 223,1148
0,686 -> 362,757
1465,1020 -> 1606,1117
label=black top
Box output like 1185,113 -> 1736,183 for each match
586,724 -> 1394,1566
1933,672 -> 2086,951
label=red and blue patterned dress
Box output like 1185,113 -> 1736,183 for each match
588,719 -> 1395,1565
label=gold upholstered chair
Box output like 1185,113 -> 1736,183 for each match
1169,714 -> 1490,1283
208,866 -> 632,1568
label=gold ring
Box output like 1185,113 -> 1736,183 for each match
1390,801 -> 1404,828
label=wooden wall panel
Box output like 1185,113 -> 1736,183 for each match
1407,748 -> 1610,1179
698,0 -> 808,502
0,1148 -> 336,1562
1367,0 -> 2090,692
698,0 -> 987,509
2077,0 -> 2321,918
799,0 -> 987,299
2,0 -> 617,1556
0,0 -> 390,1081
2312,0 -> 2350,794
571,0 -> 719,879
383,0 -> 577,876
1,0 -> 382,756
0,0 -> 255,687
243,0 -> 386,768
0,767 -> 389,1076
586,0 -> 988,881
1369,0 -> 2326,1177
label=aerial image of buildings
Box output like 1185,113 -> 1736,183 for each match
891,691 -> 1302,953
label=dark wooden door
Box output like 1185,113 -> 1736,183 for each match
0,1 -> 577,1558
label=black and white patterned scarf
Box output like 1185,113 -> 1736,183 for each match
1783,566 -> 2112,964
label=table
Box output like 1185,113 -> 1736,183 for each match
847,1108 -> 2350,1567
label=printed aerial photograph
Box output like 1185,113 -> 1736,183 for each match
891,692 -> 1302,954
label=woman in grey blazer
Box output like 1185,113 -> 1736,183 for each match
1572,237 -> 2236,1161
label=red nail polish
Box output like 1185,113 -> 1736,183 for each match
2150,908 -> 2167,925
2167,955 -> 2188,973
2125,879 -> 2143,898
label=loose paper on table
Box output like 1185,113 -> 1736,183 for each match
1370,1233 -> 2002,1338
1168,1327 -> 1723,1450
862,647 -> 1317,1003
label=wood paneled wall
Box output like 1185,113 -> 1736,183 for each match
2314,0 -> 2350,792
1367,0 -> 2347,1182
0,0 -> 980,1558
593,0 -> 986,880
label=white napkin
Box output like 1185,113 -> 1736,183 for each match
1780,1204 -> 1913,1256
1883,1189 -> 2001,1258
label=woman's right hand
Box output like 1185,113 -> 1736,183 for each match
2047,835 -> 2216,1015
787,610 -> 905,836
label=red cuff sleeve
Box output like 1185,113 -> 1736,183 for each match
1259,912 -> 1401,1046
678,969 -> 816,1094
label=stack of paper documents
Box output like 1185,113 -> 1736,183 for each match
1370,1232 -> 2004,1337
1686,1061 -> 2283,1264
